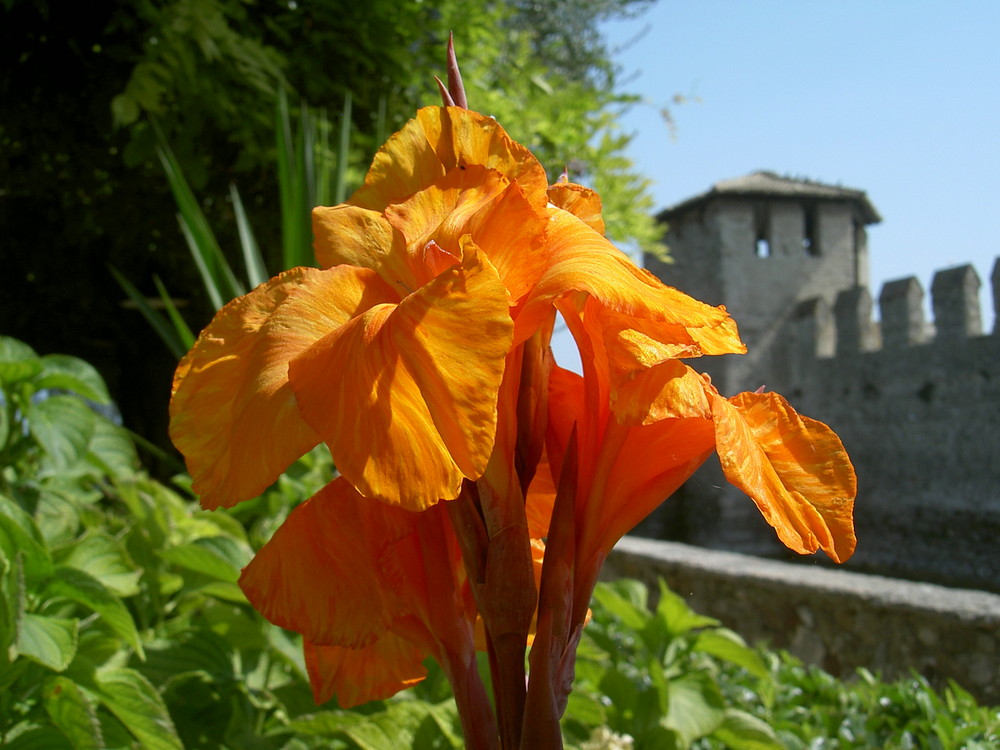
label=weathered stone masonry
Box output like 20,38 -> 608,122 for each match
643,171 -> 1000,591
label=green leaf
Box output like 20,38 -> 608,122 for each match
0,336 -> 41,385
693,628 -> 769,680
34,355 -> 111,404
26,395 -> 96,471
85,418 -> 140,480
655,579 -> 719,638
591,582 -> 650,632
45,567 -> 144,659
59,534 -> 143,598
143,628 -> 234,686
16,613 -> 79,671
710,709 -> 784,750
94,667 -> 184,750
661,672 -> 725,746
159,536 -> 249,583
2,725 -> 75,750
0,494 -> 54,586
43,676 -> 104,750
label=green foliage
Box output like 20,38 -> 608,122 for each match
718,652 -> 1000,749
564,578 -> 780,750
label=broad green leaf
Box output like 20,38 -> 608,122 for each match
45,567 -> 144,659
159,536 -> 249,583
693,628 -> 769,680
0,397 -> 9,447
197,580 -> 248,603
0,494 -> 54,585
26,395 -> 96,471
35,355 -> 111,404
86,418 -> 139,479
58,534 -> 142,598
43,676 -> 104,750
655,579 -> 719,638
143,629 -> 234,686
337,701 -> 432,750
591,581 -> 650,632
710,709 -> 783,750
16,613 -> 79,671
2,725 -> 75,750
0,336 -> 41,384
94,667 -> 184,750
661,672 -> 725,746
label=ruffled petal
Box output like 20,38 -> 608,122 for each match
547,181 -> 604,235
289,248 -> 513,509
521,209 -> 745,355
350,106 -> 549,212
304,633 -> 428,708
239,478 -> 416,648
171,266 -> 393,508
384,166 -> 549,301
711,391 -> 857,563
311,204 -> 418,290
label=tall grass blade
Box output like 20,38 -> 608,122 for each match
334,90 -> 353,205
277,88 -> 306,270
178,218 -> 224,311
229,184 -> 269,287
152,120 -> 244,305
109,266 -> 187,360
152,275 -> 195,351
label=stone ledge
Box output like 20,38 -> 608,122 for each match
603,537 -> 1000,704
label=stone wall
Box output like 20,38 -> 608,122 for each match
637,258 -> 1000,592
603,536 -> 1000,705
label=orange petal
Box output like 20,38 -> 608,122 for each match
584,417 -> 716,557
384,166 -> 549,301
350,106 -> 549,212
415,107 -> 550,208
520,209 -> 745,356
612,360 -> 713,426
711,391 -> 857,563
170,266 -> 394,508
289,248 -> 513,509
239,478 -> 416,648
524,452 -> 556,540
311,204 -> 418,289
304,633 -> 428,708
546,181 -> 605,235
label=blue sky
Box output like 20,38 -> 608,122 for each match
598,0 -> 1000,326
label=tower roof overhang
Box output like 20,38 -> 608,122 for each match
658,170 -> 882,225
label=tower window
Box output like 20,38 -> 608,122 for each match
803,209 -> 818,256
755,237 -> 771,258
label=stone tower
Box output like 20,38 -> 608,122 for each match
645,171 -> 881,395
641,171 -> 882,554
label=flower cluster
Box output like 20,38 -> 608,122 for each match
169,52 -> 855,750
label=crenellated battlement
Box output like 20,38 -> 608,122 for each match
643,172 -> 1000,591
794,260 -> 998,359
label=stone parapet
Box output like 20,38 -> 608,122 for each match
604,536 -> 1000,705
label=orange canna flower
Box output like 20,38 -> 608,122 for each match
169,76 -> 856,747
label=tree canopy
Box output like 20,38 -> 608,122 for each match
1,0 -> 666,460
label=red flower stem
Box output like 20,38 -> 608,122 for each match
521,428 -> 579,749
438,640 -> 500,750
